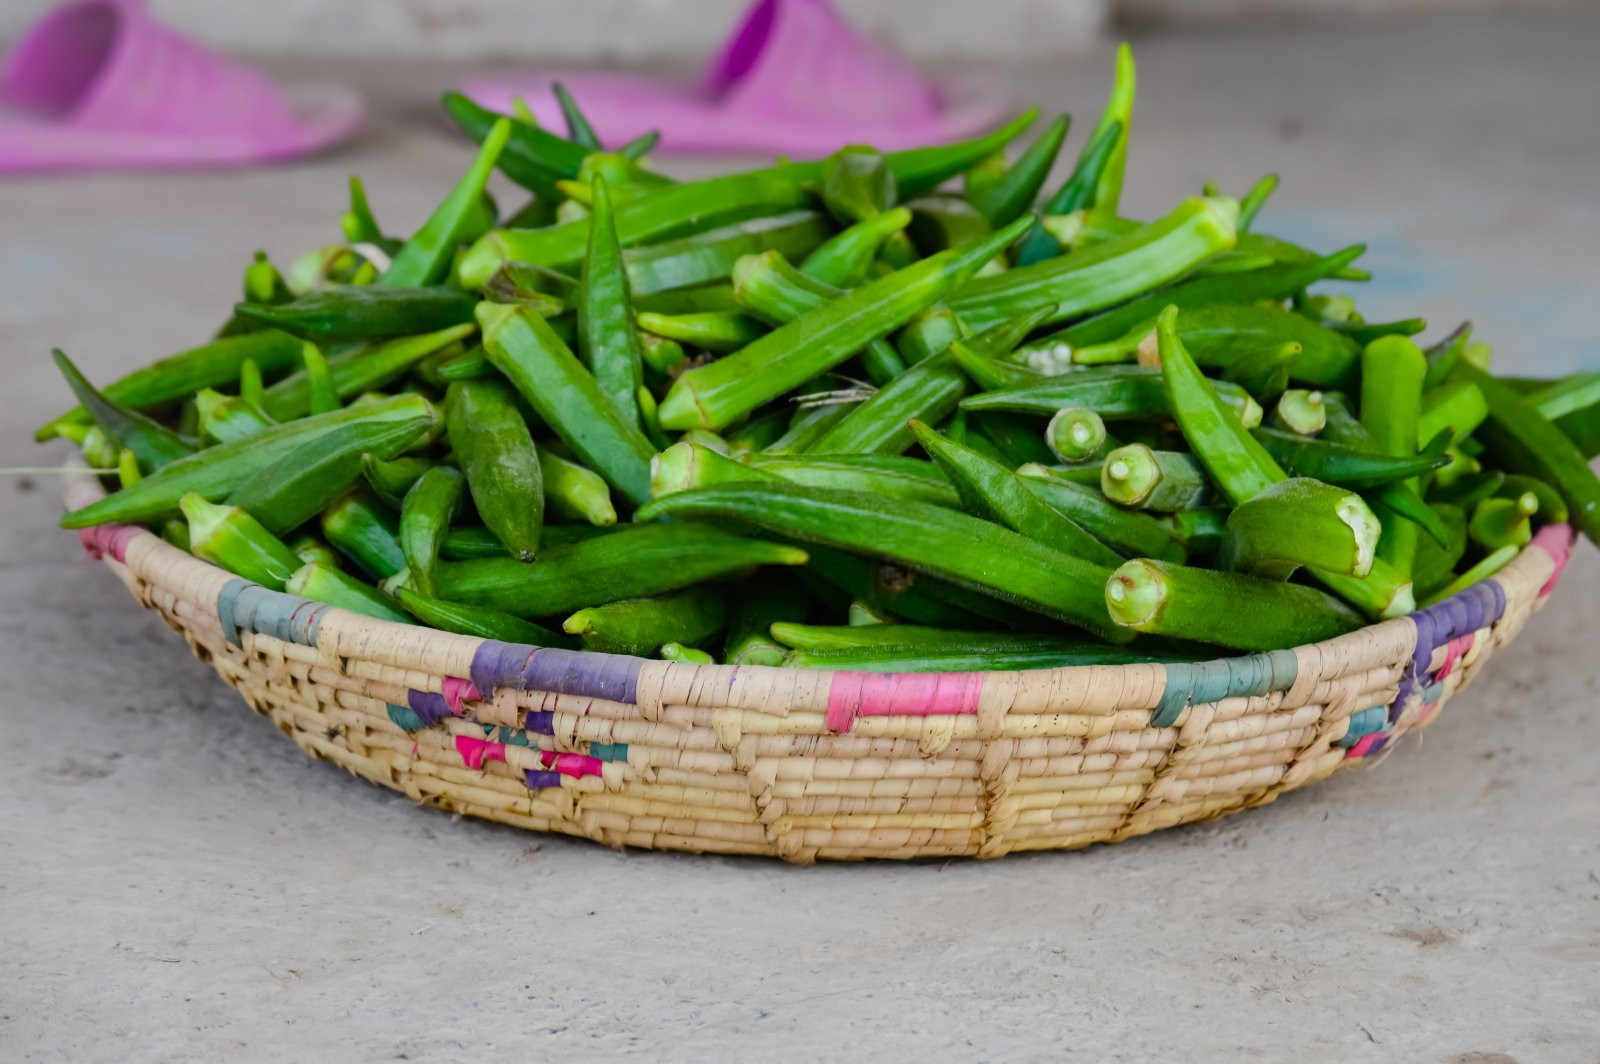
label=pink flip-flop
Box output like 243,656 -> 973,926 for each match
460,0 -> 1010,156
0,0 -> 364,174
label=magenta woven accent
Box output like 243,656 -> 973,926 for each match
824,670 -> 984,732
455,735 -> 506,770
441,677 -> 480,714
1531,522 -> 1575,596
539,749 -> 604,780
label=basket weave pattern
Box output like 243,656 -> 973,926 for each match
63,466 -> 1575,862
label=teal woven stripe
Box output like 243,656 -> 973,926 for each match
493,726 -> 532,747
589,742 -> 629,762
1421,679 -> 1447,703
1153,649 -> 1299,728
217,577 -> 327,648
387,703 -> 425,731
1334,705 -> 1388,747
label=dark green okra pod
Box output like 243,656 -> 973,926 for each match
50,349 -> 196,470
478,302 -> 655,506
395,587 -> 567,645
579,175 -> 645,425
399,466 -> 465,596
62,395 -> 440,529
562,586 -> 729,656
285,562 -> 411,624
445,380 -> 544,561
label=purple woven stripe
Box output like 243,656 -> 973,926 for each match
525,770 -> 563,789
468,640 -> 641,704
469,641 -> 537,699
525,710 -> 555,735
1391,580 -> 1507,722
407,689 -> 453,727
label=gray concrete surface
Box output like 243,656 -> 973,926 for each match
4,16 -> 1599,1064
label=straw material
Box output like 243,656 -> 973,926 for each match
60,462 -> 1575,862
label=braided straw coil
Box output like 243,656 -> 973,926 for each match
61,461 -> 1575,862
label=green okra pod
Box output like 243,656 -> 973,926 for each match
1417,380 -> 1488,449
579,176 -> 645,425
728,249 -> 906,382
445,380 -> 544,561
399,466 -> 465,596
539,450 -> 618,526
235,285 -> 477,342
322,492 -> 405,578
624,210 -> 832,297
947,196 -> 1237,333
961,365 -> 1261,426
116,448 -> 141,488
660,643 -> 715,664
551,82 -> 601,150
259,324 -> 475,421
1236,173 -> 1277,232
1046,407 -> 1109,463
289,534 -> 338,569
635,483 -> 1129,640
394,588 -> 567,646
441,91 -> 586,199
1050,244 -> 1366,350
1527,371 -> 1600,422
50,349 -> 196,470
660,219 -> 1031,431
1105,558 -> 1362,651
1222,341 -> 1301,400
634,310 -> 767,352
1015,464 -> 1187,562
76,426 -> 116,470
361,454 -> 432,508
478,302 -> 655,506
949,341 -> 1044,391
436,523 -> 809,617
181,492 -> 303,590
341,176 -> 400,254
1360,335 -> 1427,581
1333,317 -> 1427,346
1495,474 -> 1567,524
1013,118 -> 1125,267
36,328 -> 303,442
383,118 -> 511,287
62,395 -> 439,529
285,562 -> 411,624
1250,427 -> 1448,487
724,577 -> 810,666
238,358 -> 264,407
910,421 -> 1124,566
1166,507 -> 1229,558
300,341 -> 337,415
458,166 -> 818,284
228,410 -> 437,536
821,145 -> 897,223
562,586 -> 729,656
800,207 -> 914,287
1412,502 -> 1468,598
967,113 -> 1070,227
1156,306 -> 1411,617
1468,492 -> 1537,551
1220,478 -> 1380,580
1418,545 -> 1520,608
1100,445 -> 1211,511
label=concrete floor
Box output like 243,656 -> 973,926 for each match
4,15 -> 1599,1063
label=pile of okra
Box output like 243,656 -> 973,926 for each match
48,52 -> 1600,672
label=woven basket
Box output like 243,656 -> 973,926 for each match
61,462 -> 1576,862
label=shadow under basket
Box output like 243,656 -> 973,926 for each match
62,463 -> 1576,862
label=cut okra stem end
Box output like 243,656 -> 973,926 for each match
1105,561 -> 1164,629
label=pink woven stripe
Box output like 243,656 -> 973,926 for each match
1435,632 -> 1475,682
78,523 -> 142,563
455,735 -> 506,770
1530,522 -> 1575,596
441,677 -> 481,715
1345,733 -> 1387,759
824,671 -> 984,732
540,749 -> 604,780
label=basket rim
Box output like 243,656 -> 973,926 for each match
57,457 -> 1577,715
